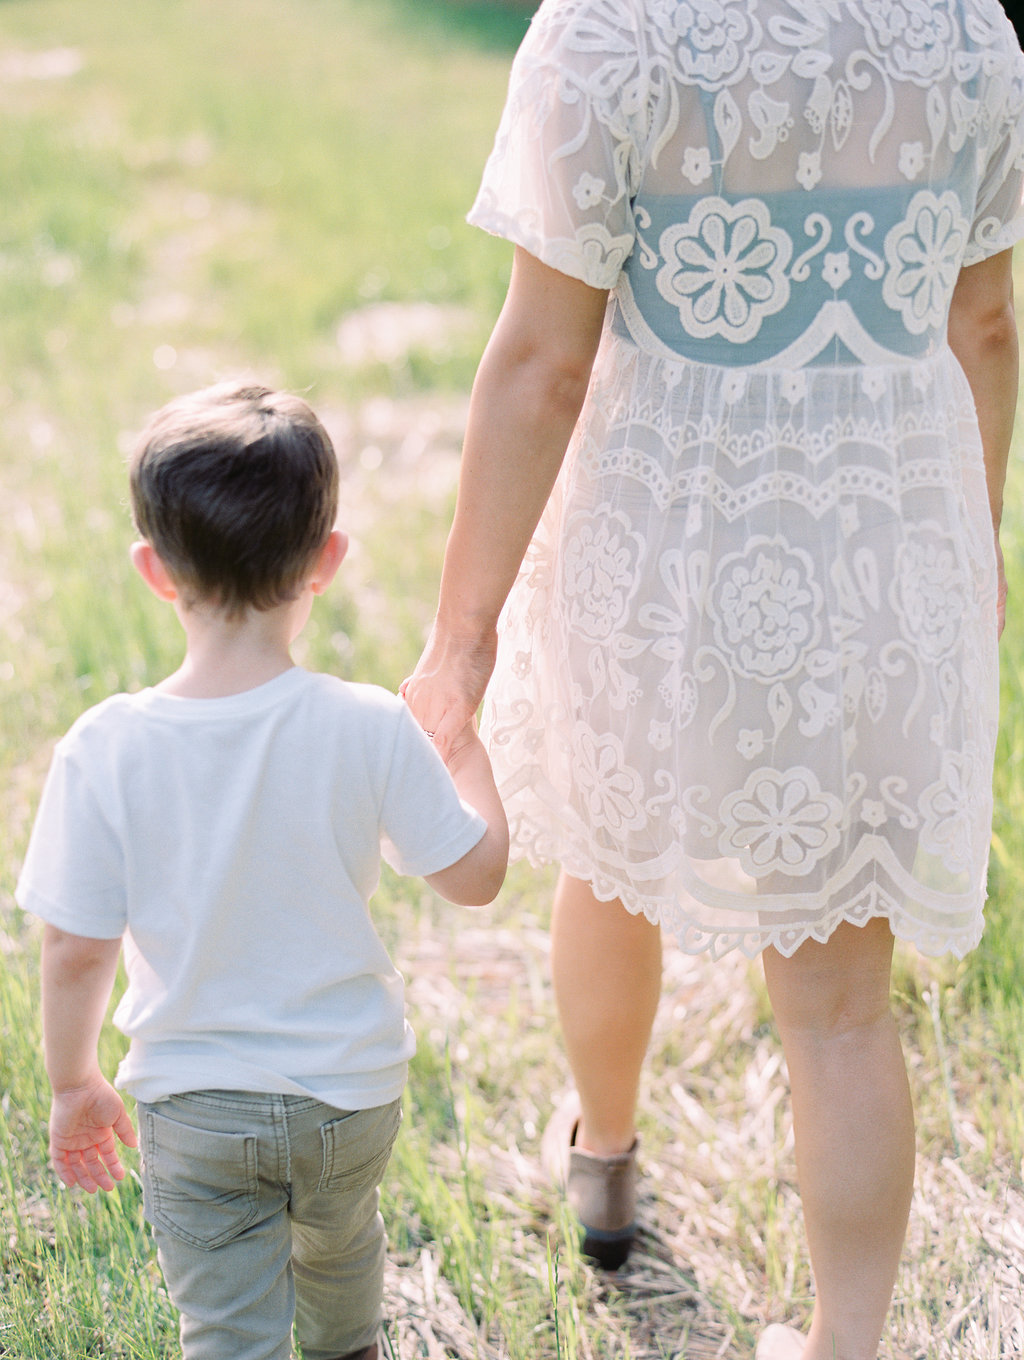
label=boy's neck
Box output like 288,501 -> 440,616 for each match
157,598 -> 307,699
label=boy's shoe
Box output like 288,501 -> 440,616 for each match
754,1324 -> 805,1359
330,1330 -> 390,1360
541,1090 -> 639,1270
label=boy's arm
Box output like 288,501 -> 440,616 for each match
424,729 -> 509,906
41,924 -> 138,1193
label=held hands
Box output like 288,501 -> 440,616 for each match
401,620 -> 498,761
50,1073 -> 138,1193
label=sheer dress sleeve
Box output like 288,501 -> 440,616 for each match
963,4 -> 1024,263
468,0 -> 649,289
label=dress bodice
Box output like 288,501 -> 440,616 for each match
469,0 -> 1024,367
617,182 -> 973,366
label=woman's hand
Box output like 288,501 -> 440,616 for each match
401,621 -> 498,761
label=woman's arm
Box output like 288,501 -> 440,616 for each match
404,247 -> 609,750
947,247 -> 1020,635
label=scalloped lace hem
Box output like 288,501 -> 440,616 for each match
511,841 -> 985,962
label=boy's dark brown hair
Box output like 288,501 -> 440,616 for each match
129,382 -> 339,616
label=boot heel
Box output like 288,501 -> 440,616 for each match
541,1091 -> 639,1270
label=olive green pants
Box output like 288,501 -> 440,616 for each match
138,1090 -> 402,1360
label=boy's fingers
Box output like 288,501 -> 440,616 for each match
53,1156 -> 79,1189
433,713 -> 479,766
113,1108 -> 139,1148
78,1147 -> 104,1189
52,1129 -> 130,1193
429,717 -> 452,760
430,710 -> 466,762
56,1152 -> 99,1194
95,1130 -> 129,1180
402,684 -> 461,758
98,1159 -> 124,1186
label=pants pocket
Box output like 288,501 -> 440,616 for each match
317,1100 -> 402,1193
141,1107 -> 259,1250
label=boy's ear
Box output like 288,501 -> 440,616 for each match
130,541 -> 178,602
309,528 -> 348,596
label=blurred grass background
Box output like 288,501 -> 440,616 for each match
0,1 -> 1022,1356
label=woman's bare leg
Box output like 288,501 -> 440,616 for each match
550,871 -> 662,1156
762,919 -> 915,1360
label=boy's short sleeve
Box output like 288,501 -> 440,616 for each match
14,739 -> 127,939
467,0 -> 644,289
378,706 -> 486,879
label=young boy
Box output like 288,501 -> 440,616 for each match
15,381 -> 508,1360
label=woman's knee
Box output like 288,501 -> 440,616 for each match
762,917 -> 896,1038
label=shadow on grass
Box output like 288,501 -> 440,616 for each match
384,0 -> 536,53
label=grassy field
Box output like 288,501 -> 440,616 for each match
0,2 -> 1022,1357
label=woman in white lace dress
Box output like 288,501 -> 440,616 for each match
405,2 -> 1024,1354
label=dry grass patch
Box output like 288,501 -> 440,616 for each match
382,890 -> 1024,1359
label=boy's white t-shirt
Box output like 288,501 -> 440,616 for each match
16,667 -> 486,1108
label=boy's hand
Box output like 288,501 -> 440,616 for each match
443,719 -> 487,773
50,1075 -> 138,1193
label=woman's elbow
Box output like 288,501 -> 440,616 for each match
948,299 -> 1019,363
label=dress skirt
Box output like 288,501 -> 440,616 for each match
481,323 -> 999,959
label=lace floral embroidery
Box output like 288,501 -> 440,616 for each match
657,199 -> 792,341
882,192 -> 970,335
719,766 -> 844,875
707,536 -> 822,680
890,524 -> 969,661
562,510 -> 646,641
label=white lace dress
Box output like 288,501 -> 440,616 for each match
471,0 -> 1024,958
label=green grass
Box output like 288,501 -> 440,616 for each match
1,1 -> 1023,1357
